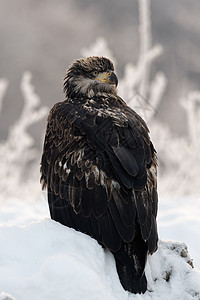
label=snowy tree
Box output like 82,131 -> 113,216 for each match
0,72 -> 48,203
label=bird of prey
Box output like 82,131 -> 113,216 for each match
40,56 -> 158,294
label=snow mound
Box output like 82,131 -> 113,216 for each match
0,219 -> 200,300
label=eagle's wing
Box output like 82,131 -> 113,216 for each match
40,98 -> 158,255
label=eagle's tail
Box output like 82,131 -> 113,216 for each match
113,236 -> 148,294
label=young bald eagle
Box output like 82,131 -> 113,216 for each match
40,56 -> 158,294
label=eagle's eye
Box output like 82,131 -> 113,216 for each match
91,71 -> 99,77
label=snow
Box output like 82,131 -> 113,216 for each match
0,208 -> 200,300
0,219 -> 121,300
158,196 -> 200,270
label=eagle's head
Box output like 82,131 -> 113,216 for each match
63,56 -> 118,97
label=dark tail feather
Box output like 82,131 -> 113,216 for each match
115,260 -> 147,294
113,233 -> 148,294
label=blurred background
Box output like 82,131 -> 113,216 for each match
0,0 -> 200,267
1,0 -> 200,143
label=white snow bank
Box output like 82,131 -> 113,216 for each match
0,219 -> 200,300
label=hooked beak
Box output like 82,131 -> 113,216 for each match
94,71 -> 118,87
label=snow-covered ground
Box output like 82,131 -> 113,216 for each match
0,217 -> 200,300
1,194 -> 200,268
0,196 -> 200,300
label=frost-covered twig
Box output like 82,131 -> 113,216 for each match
151,97 -> 200,199
0,72 -> 48,174
0,78 -> 9,116
20,72 -> 48,127
0,72 -> 48,202
118,0 -> 167,121
138,0 -> 152,98
160,91 -> 200,198
148,72 -> 167,120
180,91 -> 200,147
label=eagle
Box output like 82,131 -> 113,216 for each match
40,56 -> 158,294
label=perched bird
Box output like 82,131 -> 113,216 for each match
40,56 -> 158,294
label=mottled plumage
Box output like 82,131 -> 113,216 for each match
40,56 -> 158,294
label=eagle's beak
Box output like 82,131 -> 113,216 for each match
95,71 -> 118,87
